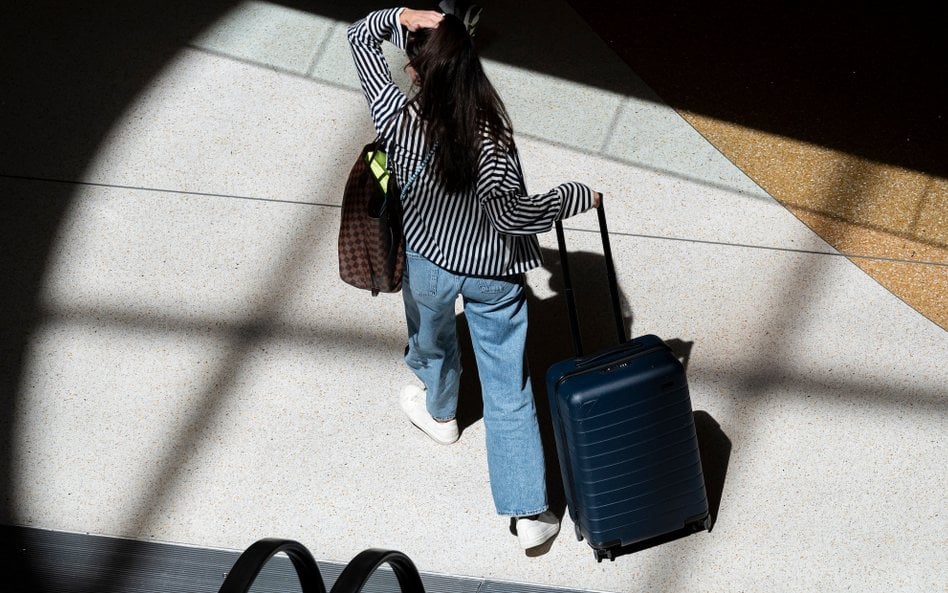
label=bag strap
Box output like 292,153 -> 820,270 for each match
399,145 -> 436,196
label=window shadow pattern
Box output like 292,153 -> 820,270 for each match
1,1 -> 945,592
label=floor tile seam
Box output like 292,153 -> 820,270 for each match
565,226 -> 948,267
303,23 -> 340,79
0,173 -> 336,209
180,44 -> 779,201
185,43 -> 308,77
514,126 -> 775,201
596,100 -> 627,154
184,42 -> 360,97
783,201 -> 948,253
7,172 -> 945,268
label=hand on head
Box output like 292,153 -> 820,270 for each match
400,9 -> 444,31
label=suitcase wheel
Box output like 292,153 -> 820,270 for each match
574,523 -> 584,541
594,548 -> 616,562
689,514 -> 712,533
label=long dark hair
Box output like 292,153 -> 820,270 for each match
405,14 -> 513,192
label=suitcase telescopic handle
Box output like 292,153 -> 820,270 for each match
554,200 -> 627,357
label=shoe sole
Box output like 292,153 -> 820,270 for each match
518,524 -> 559,549
406,420 -> 459,445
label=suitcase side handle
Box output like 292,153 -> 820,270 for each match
554,200 -> 626,357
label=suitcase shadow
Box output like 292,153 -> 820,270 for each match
694,411 -> 731,533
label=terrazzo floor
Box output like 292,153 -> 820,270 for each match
2,2 -> 945,592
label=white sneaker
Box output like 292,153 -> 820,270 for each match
399,385 -> 459,444
516,511 -> 560,549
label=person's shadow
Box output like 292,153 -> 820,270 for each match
453,246 -> 730,557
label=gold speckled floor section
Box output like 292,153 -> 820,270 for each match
680,113 -> 947,329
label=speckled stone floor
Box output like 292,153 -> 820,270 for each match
2,2 -> 945,593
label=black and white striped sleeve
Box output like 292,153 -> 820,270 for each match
476,145 -> 595,235
347,9 -> 408,136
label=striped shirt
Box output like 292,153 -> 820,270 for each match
347,8 -> 595,277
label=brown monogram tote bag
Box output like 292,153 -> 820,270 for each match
338,142 -> 405,296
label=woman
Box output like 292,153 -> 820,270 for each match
347,6 -> 601,549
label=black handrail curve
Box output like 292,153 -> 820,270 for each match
218,538 -> 327,593
329,548 -> 426,593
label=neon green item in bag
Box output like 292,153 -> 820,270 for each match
365,148 -> 390,193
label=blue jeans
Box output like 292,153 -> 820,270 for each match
402,248 -> 548,517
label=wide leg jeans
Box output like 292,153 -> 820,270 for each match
402,249 -> 548,517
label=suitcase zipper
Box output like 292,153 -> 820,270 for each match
555,345 -> 667,389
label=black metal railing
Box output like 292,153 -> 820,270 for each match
218,538 -> 425,593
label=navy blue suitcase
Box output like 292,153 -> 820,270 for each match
546,205 -> 710,561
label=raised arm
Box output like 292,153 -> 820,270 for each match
347,8 -> 443,136
347,8 -> 409,135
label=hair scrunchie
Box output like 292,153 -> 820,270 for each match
438,0 -> 482,37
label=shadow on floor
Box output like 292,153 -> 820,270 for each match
451,243 -> 731,560
564,0 -> 947,180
